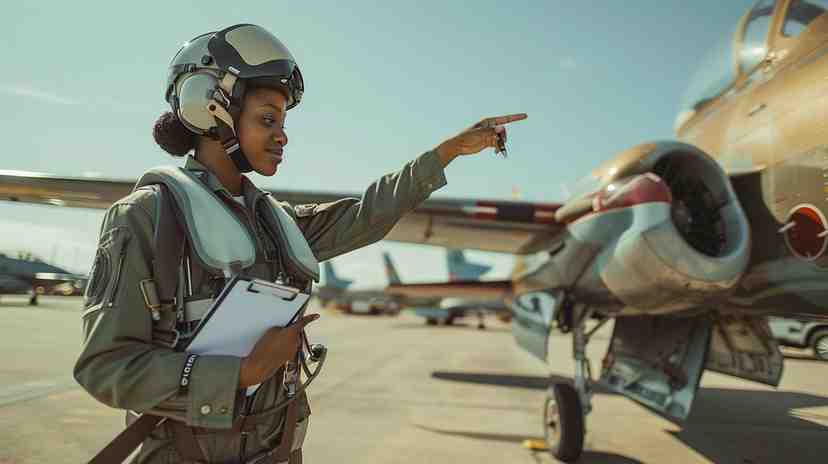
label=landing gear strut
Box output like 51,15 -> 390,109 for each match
29,294 -> 39,306
544,303 -> 604,462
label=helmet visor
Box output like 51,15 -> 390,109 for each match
209,24 -> 304,108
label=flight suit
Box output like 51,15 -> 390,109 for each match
74,151 -> 447,463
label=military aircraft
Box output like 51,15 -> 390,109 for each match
400,249 -> 511,328
317,249 -> 501,322
3,1 -> 828,460
315,252 -> 401,314
0,252 -> 87,305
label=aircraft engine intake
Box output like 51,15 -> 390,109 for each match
567,142 -> 751,314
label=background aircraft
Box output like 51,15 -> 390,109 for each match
5,1 -> 828,461
317,249 -> 503,322
315,252 -> 400,314
0,252 -> 87,305
402,250 -> 511,328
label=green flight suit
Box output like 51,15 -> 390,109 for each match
74,151 -> 447,463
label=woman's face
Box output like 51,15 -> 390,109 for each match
237,87 -> 289,176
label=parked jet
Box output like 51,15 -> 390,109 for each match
6,2 -> 828,459
315,252 -> 401,314
315,261 -> 354,307
405,250 -> 510,328
318,249 -> 497,320
0,253 -> 86,305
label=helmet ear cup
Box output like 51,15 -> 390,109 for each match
175,71 -> 222,134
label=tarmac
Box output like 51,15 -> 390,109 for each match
0,295 -> 826,463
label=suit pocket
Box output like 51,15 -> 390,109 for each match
84,227 -> 131,310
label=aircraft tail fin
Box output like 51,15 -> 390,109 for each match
446,249 -> 491,281
321,261 -> 353,290
383,252 -> 402,285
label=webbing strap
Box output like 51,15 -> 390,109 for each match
274,402 -> 298,462
153,184 -> 187,305
170,421 -> 208,463
88,414 -> 165,464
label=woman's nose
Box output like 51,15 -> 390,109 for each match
274,127 -> 288,146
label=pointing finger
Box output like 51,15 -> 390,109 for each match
490,113 -> 527,126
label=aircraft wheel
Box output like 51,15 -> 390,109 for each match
29,295 -> 39,306
444,316 -> 456,326
543,383 -> 584,462
426,318 -> 438,326
811,329 -> 828,361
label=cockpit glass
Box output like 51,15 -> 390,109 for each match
678,1 -> 769,116
678,35 -> 737,115
739,0 -> 774,73
783,0 -> 828,37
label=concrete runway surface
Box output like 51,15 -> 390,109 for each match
0,295 -> 826,463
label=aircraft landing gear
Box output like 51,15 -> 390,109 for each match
545,303 -> 603,462
29,294 -> 39,306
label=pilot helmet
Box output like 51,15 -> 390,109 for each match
165,24 -> 304,172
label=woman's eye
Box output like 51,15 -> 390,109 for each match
263,116 -> 275,125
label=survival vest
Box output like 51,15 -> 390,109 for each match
132,165 -> 319,349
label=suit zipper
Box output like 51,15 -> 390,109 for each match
106,236 -> 130,308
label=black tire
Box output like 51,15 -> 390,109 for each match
810,329 -> 828,361
543,383 -> 585,462
29,295 -> 38,306
444,316 -> 456,326
426,318 -> 438,326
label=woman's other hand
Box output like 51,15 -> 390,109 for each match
435,113 -> 528,166
239,314 -> 320,388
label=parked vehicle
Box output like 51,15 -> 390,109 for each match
769,317 -> 828,361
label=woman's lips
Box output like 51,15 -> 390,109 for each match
267,149 -> 283,164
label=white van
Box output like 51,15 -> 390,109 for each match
769,317 -> 828,361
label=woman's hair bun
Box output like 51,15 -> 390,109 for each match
153,111 -> 195,156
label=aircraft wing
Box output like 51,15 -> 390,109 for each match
0,170 -> 565,254
386,280 -> 512,300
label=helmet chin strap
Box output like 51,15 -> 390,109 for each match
206,72 -> 255,173
228,148 -> 254,173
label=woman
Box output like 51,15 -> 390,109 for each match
74,24 -> 526,463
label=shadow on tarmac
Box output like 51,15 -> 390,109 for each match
391,322 -> 511,333
430,372 -> 615,394
432,371 -> 828,463
413,425 -> 643,463
782,352 -> 825,363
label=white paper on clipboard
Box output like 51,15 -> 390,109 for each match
185,277 -> 310,357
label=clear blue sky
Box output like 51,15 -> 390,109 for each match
0,1 -> 756,284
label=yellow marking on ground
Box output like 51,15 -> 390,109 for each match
521,439 -> 547,450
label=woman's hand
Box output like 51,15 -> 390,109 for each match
435,113 -> 528,166
239,314 -> 320,388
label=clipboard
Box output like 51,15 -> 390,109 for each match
183,275 -> 310,357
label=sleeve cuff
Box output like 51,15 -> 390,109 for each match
414,149 -> 448,196
186,354 -> 242,429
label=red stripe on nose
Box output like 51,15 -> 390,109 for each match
595,174 -> 672,213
